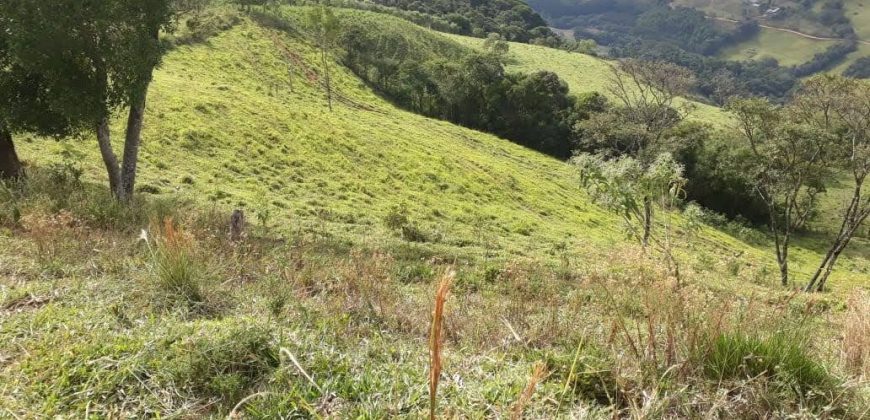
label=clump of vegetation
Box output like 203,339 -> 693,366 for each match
702,332 -> 835,395
146,218 -> 209,309
842,291 -> 870,379
160,321 -> 280,407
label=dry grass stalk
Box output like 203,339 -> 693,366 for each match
429,269 -> 454,420
511,361 -> 547,420
843,290 -> 869,379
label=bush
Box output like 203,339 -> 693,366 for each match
792,41 -> 857,77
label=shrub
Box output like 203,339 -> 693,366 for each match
383,204 -> 409,231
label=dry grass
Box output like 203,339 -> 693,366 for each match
511,361 -> 548,420
428,270 -> 453,420
843,290 -> 870,380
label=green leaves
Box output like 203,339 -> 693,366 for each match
573,152 -> 686,228
0,0 -> 176,127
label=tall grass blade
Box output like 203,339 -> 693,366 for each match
429,269 -> 454,420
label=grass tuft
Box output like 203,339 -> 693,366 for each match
703,331 -> 836,397
843,290 -> 870,380
149,218 -> 207,308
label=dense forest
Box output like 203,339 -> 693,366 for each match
368,0 -> 554,42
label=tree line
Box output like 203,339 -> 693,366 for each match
576,61 -> 869,292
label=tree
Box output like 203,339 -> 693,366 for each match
791,76 -> 870,292
483,33 -> 510,56
574,152 -> 686,278
727,98 -> 831,286
0,9 -> 83,181
308,5 -> 340,112
576,59 -> 695,245
0,67 -> 77,180
0,0 -> 175,200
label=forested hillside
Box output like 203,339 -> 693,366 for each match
526,0 -> 868,98
0,2 -> 868,418
313,0 -> 561,44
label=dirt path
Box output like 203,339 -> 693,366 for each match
709,16 -> 870,45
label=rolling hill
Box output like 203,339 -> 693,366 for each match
2,5 -> 868,418
14,7 -> 864,286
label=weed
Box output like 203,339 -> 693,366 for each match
160,321 -> 279,407
702,331 -> 836,397
511,361 -> 547,419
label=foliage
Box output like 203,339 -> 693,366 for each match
791,41 -> 857,78
0,0 -> 177,200
633,6 -> 733,55
727,97 -> 833,285
681,129 -> 770,225
364,0 -> 555,43
574,152 -> 686,245
843,56 -> 870,79
792,76 -> 870,292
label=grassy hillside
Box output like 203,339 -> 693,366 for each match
2,7 -> 868,418
673,0 -> 833,36
13,7 -> 864,286
846,0 -> 870,40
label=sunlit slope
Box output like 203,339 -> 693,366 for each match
18,20 -> 619,258
16,14 -> 867,289
444,33 -> 732,126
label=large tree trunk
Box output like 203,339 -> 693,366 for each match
120,93 -> 148,201
0,127 -> 24,180
96,118 -> 123,197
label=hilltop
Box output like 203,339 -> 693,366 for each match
1,5 -> 868,418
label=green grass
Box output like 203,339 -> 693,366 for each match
703,331 -> 838,402
845,0 -> 870,40
673,0 -> 836,37
719,27 -> 840,67
1,7 -> 868,417
12,7 -> 867,289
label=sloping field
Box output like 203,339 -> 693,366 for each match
14,8 -> 866,287
2,8 -> 868,418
